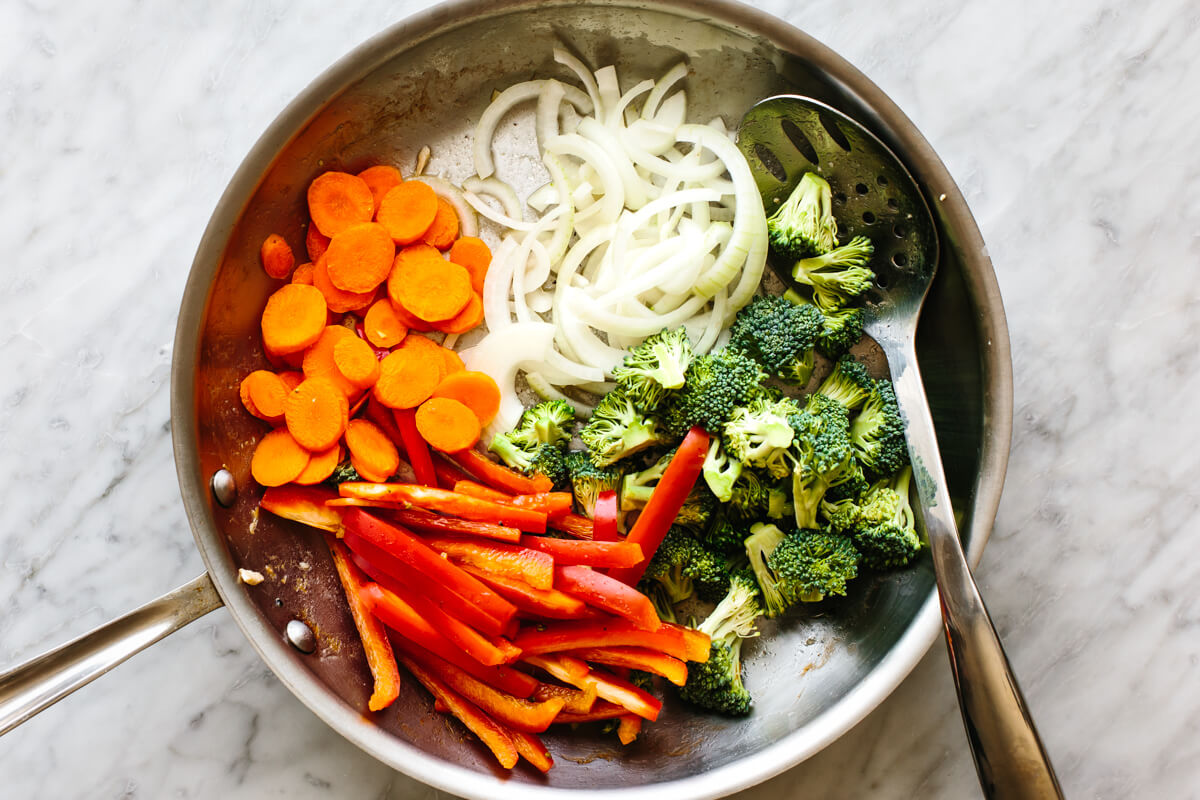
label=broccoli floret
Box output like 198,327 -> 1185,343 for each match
640,580 -> 678,624
728,470 -> 771,521
782,291 -> 865,358
565,451 -> 622,518
766,172 -> 837,261
642,527 -> 729,603
660,350 -> 767,437
675,482 -> 718,532
743,522 -> 795,617
326,461 -> 361,485
853,466 -> 920,569
824,455 -> 869,503
702,437 -> 743,503
816,355 -> 874,412
703,512 -> 747,557
787,394 -> 853,529
850,378 -> 908,479
611,328 -> 695,411
791,236 -> 876,312
490,439 -> 569,489
723,396 -> 801,479
778,347 -> 816,386
514,400 -> 576,448
766,481 -> 792,519
679,570 -> 763,716
580,389 -> 666,467
769,528 -> 860,602
618,448 -> 674,510
727,295 -> 822,379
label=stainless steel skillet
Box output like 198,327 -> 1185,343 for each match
0,2 -> 1013,798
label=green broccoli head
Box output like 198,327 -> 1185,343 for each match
680,638 -> 752,716
643,526 -> 729,604
824,455 -> 869,503
639,579 -> 679,624
728,469 -> 770,521
768,528 -> 861,603
816,355 -> 874,412
702,437 -> 743,503
777,347 -> 816,387
703,511 -> 749,557
660,350 -> 767,437
490,438 -> 571,489
766,481 -> 792,520
723,396 -> 801,479
853,467 -> 920,569
510,400 -> 576,448
766,172 -> 837,261
611,327 -> 695,411
781,291 -> 865,359
675,482 -> 718,532
580,389 -> 666,467
850,378 -> 908,479
787,394 -> 853,529
791,236 -> 876,312
743,521 -> 794,617
566,451 -> 622,518
727,295 -> 822,378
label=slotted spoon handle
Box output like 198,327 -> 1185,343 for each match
884,339 -> 1063,799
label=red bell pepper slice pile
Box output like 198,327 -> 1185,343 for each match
340,482 -> 548,532
549,511 -> 594,540
563,646 -> 688,687
554,565 -> 661,631
456,562 -> 591,620
513,619 -> 706,662
423,535 -> 556,590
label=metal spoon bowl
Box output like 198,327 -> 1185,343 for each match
739,96 -> 1064,800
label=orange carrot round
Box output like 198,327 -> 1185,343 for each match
357,165 -> 404,215
436,292 -> 484,335
285,377 -> 349,451
448,236 -> 492,294
363,298 -> 408,348
431,371 -> 501,427
308,171 -> 374,237
294,444 -> 342,485
261,283 -> 327,355
376,181 -> 439,245
415,397 -> 481,452
291,262 -> 315,285
390,249 -> 472,323
372,341 -> 443,410
442,347 -> 465,375
251,428 -> 311,487
334,335 -> 381,389
260,234 -> 295,279
422,197 -> 460,250
241,370 -> 289,422
398,334 -> 447,382
312,254 -> 375,314
306,225 -> 331,262
302,325 -> 360,396
278,370 -> 305,393
325,222 -> 396,294
345,419 -> 400,482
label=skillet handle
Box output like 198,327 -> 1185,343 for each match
0,573 -> 223,735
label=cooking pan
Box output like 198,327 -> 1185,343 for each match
0,1 -> 1012,797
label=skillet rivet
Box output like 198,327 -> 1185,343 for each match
286,620 -> 317,654
210,469 -> 237,507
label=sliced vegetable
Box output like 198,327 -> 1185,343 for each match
333,335 -> 381,390
259,485 -> 342,532
513,619 -> 701,662
340,483 -> 548,532
307,171 -> 374,237
447,447 -> 554,495
356,164 -> 404,213
519,536 -> 641,568
592,490 -> 619,543
362,298 -> 408,349
327,539 -> 401,711
377,181 -> 439,245
533,681 -> 597,714
554,565 -> 660,631
284,377 -> 349,452
458,562 -> 590,620
293,443 -> 341,485
415,397 -> 481,453
422,197 -> 461,249
566,646 -> 688,686
344,419 -> 399,482
260,234 -> 295,279
424,536 -> 555,591
373,341 -> 443,410
250,428 -> 310,487
447,236 -> 492,294
260,284 -> 326,355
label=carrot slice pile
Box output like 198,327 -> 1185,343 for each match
362,298 -> 407,348
291,262 -> 315,285
356,165 -> 404,214
240,370 -> 288,422
308,171 -> 374,237
377,181 -> 439,245
431,370 -> 500,427
325,222 -> 395,293
260,234 -> 295,279
422,197 -> 460,250
345,419 -> 399,482
306,225 -> 331,262
261,284 -> 327,355
390,248 -> 472,323
415,397 -> 481,453
251,428 -> 310,487
285,377 -> 349,451
333,336 -> 380,390
302,325 -> 360,397
373,340 -> 443,410
436,292 -> 483,335
448,236 -> 492,294
294,444 -> 342,485
312,254 -> 374,314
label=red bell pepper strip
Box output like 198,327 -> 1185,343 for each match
552,700 -> 629,723
347,549 -> 512,666
431,453 -> 474,490
532,681 -> 597,714
423,535 -> 555,590
339,483 -> 548,532
592,490 -> 619,542
617,714 -> 642,745
454,480 -> 572,519
660,621 -> 714,662
447,447 -> 553,494
326,539 -> 401,711
394,407 -> 439,487
509,730 -> 554,773
554,565 -> 660,631
513,619 -> 703,662
260,485 -> 342,532
361,583 -> 537,698
396,652 -> 519,769
328,502 -> 521,543
341,509 -> 517,627
565,646 -> 688,687
456,562 -> 590,620
549,512 -> 594,540
520,536 -> 642,569
453,479 -> 510,500
523,655 -> 662,721
397,641 -> 563,732
608,427 -> 710,585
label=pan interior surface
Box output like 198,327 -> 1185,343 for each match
173,1 -> 1006,796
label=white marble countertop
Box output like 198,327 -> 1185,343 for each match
2,0 -> 1196,797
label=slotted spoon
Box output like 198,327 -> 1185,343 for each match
739,96 -> 1063,800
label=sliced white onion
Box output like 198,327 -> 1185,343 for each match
464,190 -> 539,231
554,49 -> 601,117
527,182 -> 558,213
482,235 -> 521,331
411,174 -> 479,237
474,79 -> 592,179
463,176 -> 523,221
642,62 -> 688,120
460,321 -> 557,431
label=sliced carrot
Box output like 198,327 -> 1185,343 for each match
306,224 -> 331,262
422,197 -> 460,250
332,335 -> 380,390
415,397 -> 481,452
312,254 -> 375,314
431,370 -> 501,427
391,250 -> 472,323
435,292 -> 484,335
285,377 -> 349,451
291,262 -> 315,285
261,283 -> 327,355
389,299 -> 435,332
376,181 -> 439,245
345,419 -> 400,482
325,222 -> 396,294
448,236 -> 492,294
264,344 -> 306,370
278,370 -> 305,393
241,370 -> 288,422
442,347 -> 465,374
397,334 -> 447,381
301,325 -> 359,397
356,164 -> 404,215
308,171 -> 374,237
250,428 -> 311,487
294,443 -> 342,485
510,730 -> 554,773
260,234 -> 295,279
372,339 -> 443,410
362,298 -> 408,349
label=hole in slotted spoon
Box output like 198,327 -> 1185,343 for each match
754,144 -> 787,183
780,118 -> 819,165
862,211 -> 876,224
893,252 -> 908,267
818,111 -> 852,152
